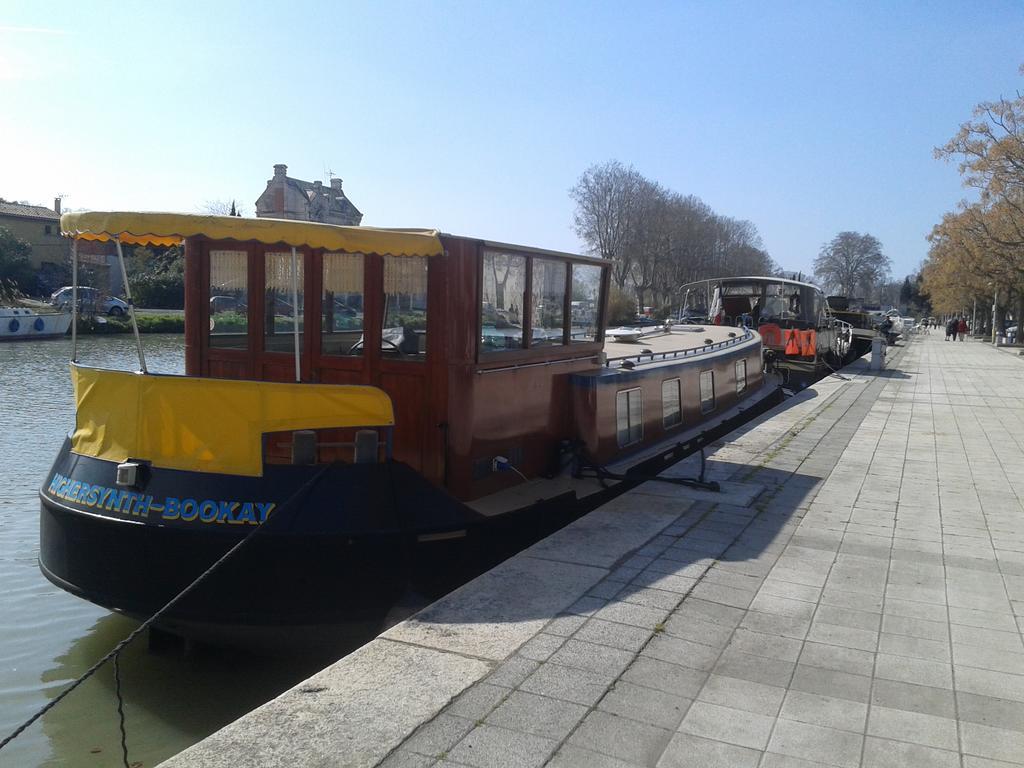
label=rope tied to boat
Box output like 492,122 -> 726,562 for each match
0,463 -> 335,764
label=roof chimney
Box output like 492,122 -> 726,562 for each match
330,178 -> 343,191
54,197 -> 61,215
273,163 -> 288,178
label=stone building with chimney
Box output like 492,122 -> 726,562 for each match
0,197 -> 122,294
255,164 -> 362,225
0,198 -> 67,269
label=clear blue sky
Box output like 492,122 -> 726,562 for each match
3,0 -> 1023,278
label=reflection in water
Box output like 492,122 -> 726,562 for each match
39,614 -> 349,768
0,335 -> 381,767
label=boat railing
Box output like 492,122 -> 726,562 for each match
476,353 -> 602,375
605,328 -> 754,368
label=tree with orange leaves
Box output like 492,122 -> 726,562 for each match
924,69 -> 1024,330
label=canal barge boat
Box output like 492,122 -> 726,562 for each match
825,296 -> 878,359
39,212 -> 780,641
681,276 -> 849,384
0,306 -> 72,341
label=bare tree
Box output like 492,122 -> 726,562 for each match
625,178 -> 672,309
200,199 -> 246,216
813,232 -> 890,298
570,161 -> 646,289
570,161 -> 782,315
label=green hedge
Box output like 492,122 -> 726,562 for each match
131,273 -> 185,309
73,314 -> 185,334
211,311 -> 246,333
137,315 -> 185,333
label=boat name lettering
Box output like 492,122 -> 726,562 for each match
47,473 -> 276,525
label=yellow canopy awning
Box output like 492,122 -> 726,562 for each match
70,365 -> 395,477
60,211 -> 443,257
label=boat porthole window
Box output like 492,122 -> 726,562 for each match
616,388 -> 643,447
530,258 -> 568,347
662,378 -> 682,429
570,264 -> 603,344
209,250 -> 249,349
382,255 -> 428,359
480,251 -> 527,353
322,252 -> 365,356
735,359 -> 747,394
700,370 -> 715,414
264,251 -> 305,353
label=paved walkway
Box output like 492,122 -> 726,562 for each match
378,335 -> 1024,768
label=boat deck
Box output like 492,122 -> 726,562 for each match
603,324 -> 744,360
466,376 -> 780,517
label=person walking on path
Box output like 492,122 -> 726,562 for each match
946,318 -> 957,341
958,317 -> 968,341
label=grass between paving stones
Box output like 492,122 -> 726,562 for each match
741,402 -> 834,480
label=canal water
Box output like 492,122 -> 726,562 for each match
0,335 -> 365,767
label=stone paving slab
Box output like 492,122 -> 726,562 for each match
164,334 -> 1024,767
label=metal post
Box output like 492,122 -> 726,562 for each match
290,246 -> 300,382
115,241 -> 147,372
71,240 -> 78,362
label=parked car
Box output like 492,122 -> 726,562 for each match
631,316 -> 661,327
209,295 -> 247,313
672,311 -> 707,324
50,287 -> 129,316
332,299 -> 358,317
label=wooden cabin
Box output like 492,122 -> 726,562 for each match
183,234 -> 611,502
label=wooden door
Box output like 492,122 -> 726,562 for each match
362,254 -> 438,478
257,245 -> 314,383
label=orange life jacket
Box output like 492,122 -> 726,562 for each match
784,329 -> 800,356
801,330 -> 817,357
758,323 -> 783,348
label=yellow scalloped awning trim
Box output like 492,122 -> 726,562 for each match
61,211 -> 443,257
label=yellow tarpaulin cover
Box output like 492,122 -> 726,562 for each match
60,211 -> 443,257
70,365 -> 395,477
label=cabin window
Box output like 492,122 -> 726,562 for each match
382,255 -> 428,358
321,252 -> 364,356
481,251 -> 527,353
700,370 -> 715,414
735,359 -> 747,394
616,388 -> 643,447
531,258 -> 568,347
662,378 -> 682,429
763,284 -> 799,322
571,264 -> 603,343
264,251 -> 304,353
209,249 -> 249,348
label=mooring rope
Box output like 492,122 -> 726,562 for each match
0,463 -> 333,760
113,654 -> 129,768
